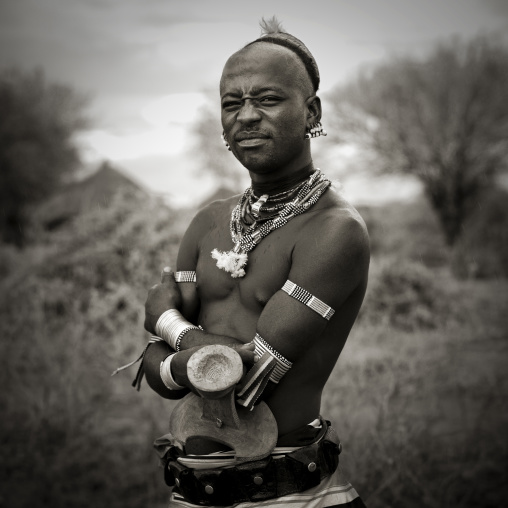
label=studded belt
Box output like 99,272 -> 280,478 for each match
163,422 -> 341,506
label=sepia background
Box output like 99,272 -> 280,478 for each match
1,1 -> 507,507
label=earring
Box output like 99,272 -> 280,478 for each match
221,131 -> 232,151
305,122 -> 327,139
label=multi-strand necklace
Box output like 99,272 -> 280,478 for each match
211,170 -> 331,278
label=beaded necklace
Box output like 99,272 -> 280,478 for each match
251,181 -> 306,202
211,170 -> 331,278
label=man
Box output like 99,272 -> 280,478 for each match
142,18 -> 369,508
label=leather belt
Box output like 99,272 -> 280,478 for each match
163,422 -> 341,506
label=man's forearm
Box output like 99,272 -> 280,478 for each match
152,307 -> 244,352
144,336 -> 248,397
178,328 -> 243,350
145,340 -> 220,397
143,341 -> 190,399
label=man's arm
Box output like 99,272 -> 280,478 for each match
146,201 -> 247,347
144,202 -> 369,399
144,203 -> 254,397
174,207 -> 203,322
180,210 -> 369,359
255,210 -> 369,362
149,210 -> 368,395
143,336 -> 257,398
143,340 -> 189,399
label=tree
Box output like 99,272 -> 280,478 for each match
328,36 -> 508,245
0,68 -> 88,246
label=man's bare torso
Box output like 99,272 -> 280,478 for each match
184,184 -> 368,434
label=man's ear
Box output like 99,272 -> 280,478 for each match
305,95 -> 322,126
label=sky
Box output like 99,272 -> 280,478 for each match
1,0 -> 507,206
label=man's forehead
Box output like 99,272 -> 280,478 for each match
220,43 -> 310,95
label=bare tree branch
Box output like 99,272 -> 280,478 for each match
328,35 -> 508,245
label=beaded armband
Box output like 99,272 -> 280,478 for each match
253,334 -> 292,383
174,271 -> 196,283
237,334 -> 293,410
282,280 -> 335,320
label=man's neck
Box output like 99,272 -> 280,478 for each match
250,162 -> 315,196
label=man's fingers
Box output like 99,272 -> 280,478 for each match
236,345 -> 258,365
160,266 -> 174,284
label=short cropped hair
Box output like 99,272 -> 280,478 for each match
244,17 -> 320,93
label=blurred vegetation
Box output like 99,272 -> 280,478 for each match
323,278 -> 508,508
329,36 -> 508,246
1,166 -> 507,507
358,186 -> 508,280
0,68 -> 89,246
1,179 -> 186,508
1,33 -> 507,508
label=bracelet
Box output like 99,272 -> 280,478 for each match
160,353 -> 186,391
174,271 -> 196,283
176,325 -> 204,352
155,309 -> 200,350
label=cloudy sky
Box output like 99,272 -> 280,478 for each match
1,0 -> 507,205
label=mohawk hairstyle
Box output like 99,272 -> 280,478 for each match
245,16 -> 320,92
259,16 -> 286,35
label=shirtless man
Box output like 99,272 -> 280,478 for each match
142,20 -> 369,508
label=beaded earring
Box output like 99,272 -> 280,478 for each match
221,132 -> 232,151
304,122 -> 327,139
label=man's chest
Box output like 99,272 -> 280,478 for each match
195,216 -> 297,309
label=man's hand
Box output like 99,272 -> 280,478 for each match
231,342 -> 258,367
144,267 -> 183,333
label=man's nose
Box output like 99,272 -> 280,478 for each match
237,100 -> 261,123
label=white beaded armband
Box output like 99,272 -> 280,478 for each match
282,280 -> 335,320
236,334 -> 292,410
174,271 -> 196,283
155,309 -> 200,350
160,353 -> 186,391
253,334 -> 292,384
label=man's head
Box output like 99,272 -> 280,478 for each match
220,18 -> 322,176
243,17 -> 320,94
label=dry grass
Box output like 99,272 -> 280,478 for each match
323,275 -> 508,507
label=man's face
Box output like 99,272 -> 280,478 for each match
220,44 -> 313,175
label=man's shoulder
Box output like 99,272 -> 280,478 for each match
301,184 -> 369,247
189,193 -> 240,230
178,194 -> 240,265
291,184 -> 370,286
203,193 -> 240,212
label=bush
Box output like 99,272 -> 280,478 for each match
359,258 -> 457,330
0,186 -> 184,508
451,188 -> 508,279
358,199 -> 450,268
358,188 -> 508,280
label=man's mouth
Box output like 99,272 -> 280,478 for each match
235,132 -> 269,148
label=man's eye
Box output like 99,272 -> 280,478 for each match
260,96 -> 280,104
222,101 -> 240,110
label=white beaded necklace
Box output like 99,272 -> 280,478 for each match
211,170 -> 331,278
